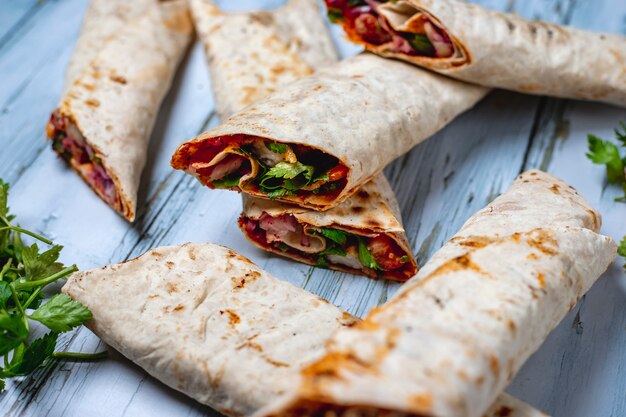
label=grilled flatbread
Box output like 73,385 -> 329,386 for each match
47,0 -> 192,221
324,0 -> 626,106
171,53 -> 487,211
257,170 -> 615,417
193,0 -> 416,279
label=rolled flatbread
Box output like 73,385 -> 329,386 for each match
256,170 -> 616,417
62,243 -> 547,417
46,0 -> 193,221
62,243 -> 359,417
170,53 -> 488,211
191,0 -> 338,121
193,0 -> 416,279
324,0 -> 626,107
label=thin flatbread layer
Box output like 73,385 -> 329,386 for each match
48,0 -> 192,221
256,170 -> 616,417
171,53 -> 488,210
193,0 -> 416,279
330,0 -> 626,106
62,243 -> 547,417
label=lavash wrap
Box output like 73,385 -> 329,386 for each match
171,53 -> 488,210
62,243 -> 359,417
360,0 -> 626,106
257,170 -> 616,417
62,243 -> 546,417
242,175 -> 417,279
53,0 -> 192,221
191,0 -> 338,120
193,0 -> 416,279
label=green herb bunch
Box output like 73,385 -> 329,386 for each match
587,122 -> 626,202
0,180 -> 103,390
587,122 -> 626,270
235,144 -> 330,199
313,227 -> 401,271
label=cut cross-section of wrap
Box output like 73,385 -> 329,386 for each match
192,0 -> 417,279
171,53 -> 488,210
62,243 -> 547,417
240,175 -> 417,280
47,0 -> 193,221
325,0 -> 626,107
256,170 -> 616,417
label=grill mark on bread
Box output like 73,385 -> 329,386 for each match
220,309 -> 240,326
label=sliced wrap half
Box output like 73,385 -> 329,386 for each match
256,170 -> 616,417
241,175 -> 417,280
325,0 -> 626,107
171,53 -> 488,211
62,243 -> 548,417
193,0 -> 416,279
47,0 -> 193,221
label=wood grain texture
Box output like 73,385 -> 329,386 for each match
0,0 -> 624,416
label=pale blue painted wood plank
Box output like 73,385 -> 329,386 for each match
217,0 -> 287,11
0,0 -> 88,185
0,0 -> 41,48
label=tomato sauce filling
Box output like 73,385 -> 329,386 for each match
178,135 -> 350,200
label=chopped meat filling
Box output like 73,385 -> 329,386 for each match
47,111 -> 119,209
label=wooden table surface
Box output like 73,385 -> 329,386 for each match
1,0 -> 625,416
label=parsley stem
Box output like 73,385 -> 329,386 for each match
22,287 -> 42,310
0,258 -> 12,281
52,351 -> 108,361
9,283 -> 24,316
0,225 -> 52,245
8,282 -> 29,331
14,265 -> 78,290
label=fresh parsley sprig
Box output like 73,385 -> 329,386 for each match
618,237 -> 626,269
327,7 -> 344,23
265,142 -> 288,154
409,34 -> 436,56
310,227 -> 384,271
357,238 -> 382,271
223,144 -> 334,199
0,180 -> 104,391
313,228 -> 348,268
586,122 -> 626,201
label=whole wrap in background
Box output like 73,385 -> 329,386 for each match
171,53 -> 488,210
62,243 -> 548,417
50,0 -> 192,221
257,170 -> 615,417
191,0 -> 337,120
343,0 -> 626,107
192,0 -> 417,279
